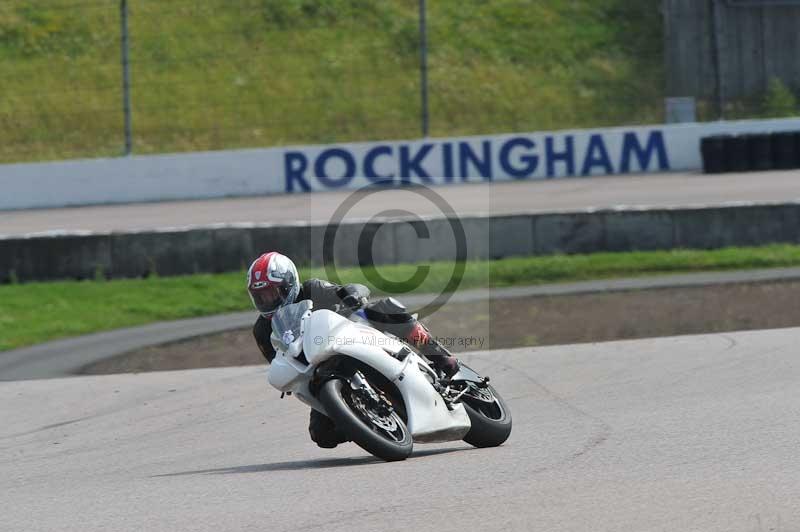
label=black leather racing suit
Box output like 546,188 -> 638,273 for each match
253,278 -> 454,449
252,279 -> 368,364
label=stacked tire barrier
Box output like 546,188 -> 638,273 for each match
701,132 -> 800,174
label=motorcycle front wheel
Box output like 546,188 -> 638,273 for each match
318,378 -> 413,462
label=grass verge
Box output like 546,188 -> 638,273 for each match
2,244 -> 800,351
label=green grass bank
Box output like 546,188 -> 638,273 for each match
1,0 -> 663,162
3,244 -> 800,351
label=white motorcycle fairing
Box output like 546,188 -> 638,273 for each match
267,348 -> 322,411
302,309 -> 471,443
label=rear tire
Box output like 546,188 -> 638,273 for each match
461,384 -> 512,448
319,379 -> 413,462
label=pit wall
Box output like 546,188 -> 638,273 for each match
2,117 -> 800,211
2,203 -> 798,282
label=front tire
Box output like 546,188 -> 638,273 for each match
461,384 -> 512,448
318,378 -> 413,462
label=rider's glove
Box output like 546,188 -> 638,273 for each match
341,293 -> 366,310
338,284 -> 369,311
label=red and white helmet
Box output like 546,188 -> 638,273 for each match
247,252 -> 300,318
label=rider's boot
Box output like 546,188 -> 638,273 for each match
406,322 -> 459,379
308,410 -> 348,449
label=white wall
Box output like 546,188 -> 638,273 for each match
2,118 -> 799,210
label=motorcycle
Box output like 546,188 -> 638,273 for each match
266,300 -> 512,461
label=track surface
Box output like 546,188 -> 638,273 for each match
3,328 -> 799,531
3,170 -> 800,236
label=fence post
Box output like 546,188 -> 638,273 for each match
120,0 -> 133,155
419,0 -> 429,137
711,0 -> 726,120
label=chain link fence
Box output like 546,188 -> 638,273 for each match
3,0 -> 670,164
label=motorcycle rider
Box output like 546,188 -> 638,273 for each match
248,251 -> 459,449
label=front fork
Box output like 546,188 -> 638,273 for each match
350,371 -> 394,416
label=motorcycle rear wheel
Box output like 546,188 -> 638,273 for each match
460,383 -> 512,448
319,378 -> 413,462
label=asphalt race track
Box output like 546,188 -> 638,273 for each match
3,170 -> 800,236
3,327 -> 799,531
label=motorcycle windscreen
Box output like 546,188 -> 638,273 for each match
271,300 -> 313,353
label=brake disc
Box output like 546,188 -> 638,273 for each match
352,391 -> 398,432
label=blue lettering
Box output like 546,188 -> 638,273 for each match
442,143 -> 454,182
499,137 -> 538,179
546,136 -> 575,178
581,134 -> 614,176
364,145 -> 394,185
620,131 -> 670,173
400,144 -> 434,183
314,148 -> 356,188
284,152 -> 310,192
459,141 -> 492,181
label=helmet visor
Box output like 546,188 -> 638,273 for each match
249,284 -> 287,315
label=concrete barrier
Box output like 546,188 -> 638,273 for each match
4,118 -> 800,211
2,202 -> 799,283
489,215 -> 535,259
534,212 -> 606,255
109,229 -> 216,278
1,234 -> 111,282
603,210 -> 674,252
